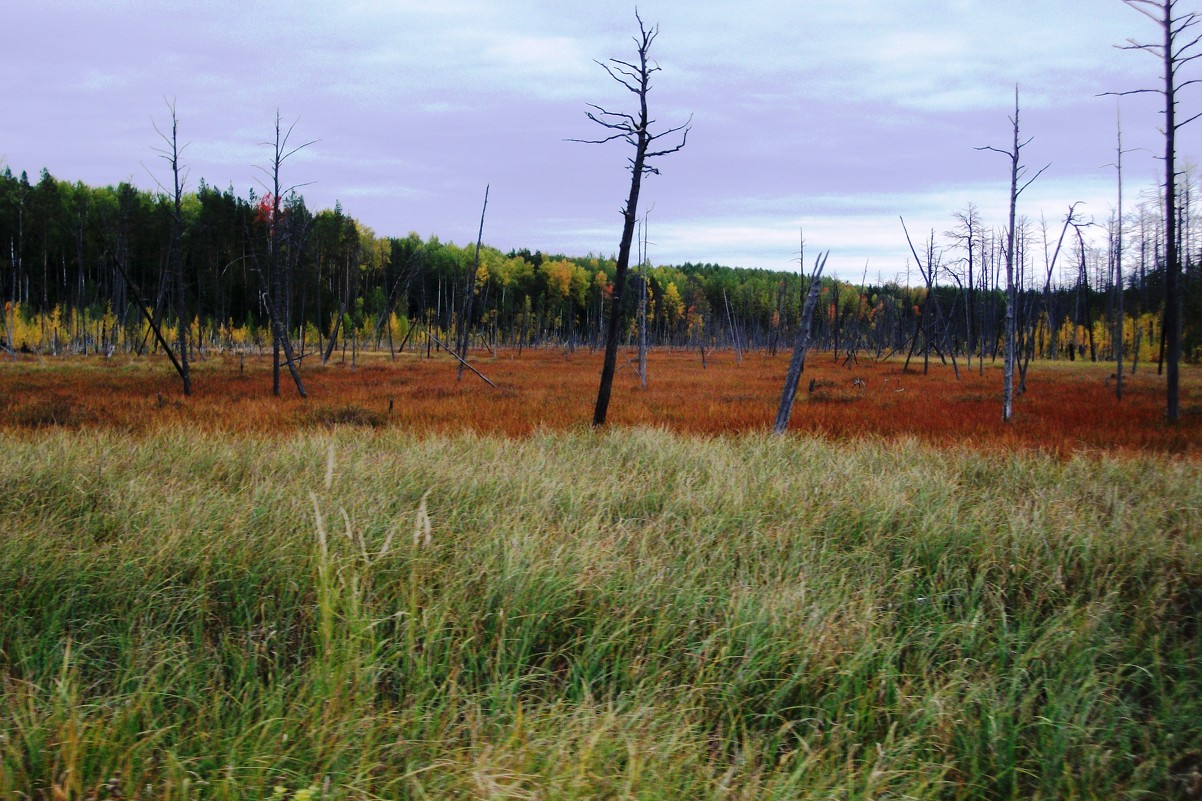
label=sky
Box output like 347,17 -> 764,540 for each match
2,0 -> 1198,281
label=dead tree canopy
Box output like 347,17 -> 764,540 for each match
573,11 -> 690,427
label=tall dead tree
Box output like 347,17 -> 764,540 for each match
572,12 -> 690,426
137,102 -> 191,392
457,185 -> 489,381
945,203 -> 981,370
1027,205 -> 1080,389
900,218 -> 959,378
977,87 -> 1048,423
637,213 -> 650,389
149,101 -> 191,394
773,243 -> 829,435
257,112 -> 313,398
1109,0 -> 1200,421
1108,109 -> 1134,399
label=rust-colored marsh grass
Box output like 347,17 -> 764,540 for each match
1,347 -> 1198,454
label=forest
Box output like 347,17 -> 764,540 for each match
2,164 -> 1200,379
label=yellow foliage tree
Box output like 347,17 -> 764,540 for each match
662,281 -> 684,332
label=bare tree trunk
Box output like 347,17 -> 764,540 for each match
637,217 -> 649,389
322,300 -> 344,365
1114,112 -> 1127,399
575,13 -> 689,426
261,111 -> 312,398
458,185 -> 489,381
724,290 -> 743,363
978,87 -> 1047,423
429,330 -> 495,388
773,249 -> 828,435
1113,0 -> 1200,420
153,102 -> 191,394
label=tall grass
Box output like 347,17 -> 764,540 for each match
1,428 -> 1199,799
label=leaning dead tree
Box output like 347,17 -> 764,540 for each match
457,184 -> 489,381
572,11 -> 690,427
1108,0 -> 1201,422
773,241 -> 829,435
977,86 -> 1048,423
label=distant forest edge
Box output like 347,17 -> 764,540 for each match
1,166 -> 1200,367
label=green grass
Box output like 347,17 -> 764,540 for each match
1,428 -> 1199,799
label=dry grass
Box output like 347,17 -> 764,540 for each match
0,347 -> 1199,454
1,428 -> 1199,799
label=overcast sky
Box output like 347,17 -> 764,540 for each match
2,1 -> 1198,280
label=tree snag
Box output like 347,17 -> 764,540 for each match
572,12 -> 690,427
458,185 -> 489,381
1107,0 -> 1200,421
977,86 -> 1048,423
255,111 -> 314,398
151,100 -> 191,395
773,243 -> 829,435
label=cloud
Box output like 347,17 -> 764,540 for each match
639,171 -> 1125,279
2,0 -> 1195,281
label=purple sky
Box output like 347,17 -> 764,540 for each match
2,0 -> 1197,280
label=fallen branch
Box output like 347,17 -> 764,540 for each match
426,331 -> 497,388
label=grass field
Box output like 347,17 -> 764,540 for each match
1,351 -> 1200,799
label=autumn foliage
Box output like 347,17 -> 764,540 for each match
2,348 -> 1198,456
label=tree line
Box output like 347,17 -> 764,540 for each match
0,164 -> 1199,373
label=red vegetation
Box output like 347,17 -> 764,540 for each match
253,193 -> 277,227
1,348 -> 1199,455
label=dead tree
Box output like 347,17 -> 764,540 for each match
1108,0 -> 1200,421
900,218 -> 959,378
1023,205 -> 1079,391
321,298 -> 344,365
256,112 -> 313,398
1071,223 -> 1096,363
457,185 -> 489,381
977,87 -> 1048,423
150,101 -> 191,394
1106,109 -> 1135,399
572,12 -> 690,426
724,290 -> 744,363
637,214 -> 650,389
773,246 -> 829,435
945,203 -> 981,370
106,251 -> 186,382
